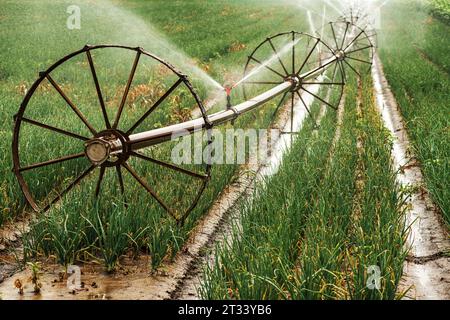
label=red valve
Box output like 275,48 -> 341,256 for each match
224,85 -> 232,96
224,85 -> 233,111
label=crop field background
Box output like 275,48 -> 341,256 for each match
200,69 -> 407,300
378,0 -> 450,223
199,0 -> 449,300
0,0 -> 448,301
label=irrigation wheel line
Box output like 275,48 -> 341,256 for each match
12,16 -> 376,226
12,45 -> 212,224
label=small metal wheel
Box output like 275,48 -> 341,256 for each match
321,21 -> 375,78
241,31 -> 345,132
13,45 -> 211,224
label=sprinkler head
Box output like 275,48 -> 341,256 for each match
224,85 -> 232,96
224,85 -> 233,110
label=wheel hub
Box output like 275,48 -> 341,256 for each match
85,138 -> 110,166
284,74 -> 302,92
335,49 -> 346,61
286,75 -> 302,92
85,129 -> 130,167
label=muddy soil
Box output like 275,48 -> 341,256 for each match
0,216 -> 31,284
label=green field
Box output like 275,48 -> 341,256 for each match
0,0 -> 448,300
379,0 -> 450,224
199,0 -> 449,299
200,70 -> 407,300
429,0 -> 450,23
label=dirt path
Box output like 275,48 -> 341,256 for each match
351,78 -> 364,226
372,52 -> 450,300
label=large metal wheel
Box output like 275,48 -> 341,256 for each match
13,45 -> 211,224
321,21 -> 375,78
240,31 -> 345,131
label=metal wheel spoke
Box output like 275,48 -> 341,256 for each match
343,59 -> 361,77
296,38 -> 320,75
19,152 -> 85,172
122,162 -> 176,220
249,56 -> 285,79
112,50 -> 141,129
271,91 -> 289,120
267,38 -> 289,75
340,61 -> 347,81
302,81 -> 344,85
345,55 -> 372,65
341,22 -> 350,49
343,29 -> 365,52
292,31 -> 295,74
353,34 -> 372,46
296,91 -> 318,128
126,78 -> 183,135
116,165 -> 125,194
243,81 -> 283,85
331,58 -> 339,82
330,23 -> 340,49
20,117 -> 89,141
345,44 -> 373,56
301,86 -> 336,110
46,75 -> 97,135
95,166 -> 106,197
131,151 -> 208,180
43,165 -> 95,211
86,50 -> 111,129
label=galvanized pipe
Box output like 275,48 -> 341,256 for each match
121,54 -> 340,152
125,80 -> 295,151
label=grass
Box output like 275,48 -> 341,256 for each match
378,0 -> 450,226
199,69 -> 407,300
429,0 -> 450,24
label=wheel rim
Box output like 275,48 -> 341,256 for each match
321,21 -> 375,78
13,45 -> 212,223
